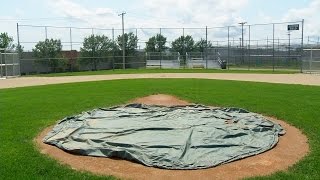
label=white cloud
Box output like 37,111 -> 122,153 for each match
48,0 -> 119,27
257,12 -> 273,23
139,0 -> 249,27
48,0 -> 249,28
46,0 -> 249,45
15,8 -> 24,17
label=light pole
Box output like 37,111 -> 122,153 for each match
118,12 -> 126,69
239,22 -> 247,64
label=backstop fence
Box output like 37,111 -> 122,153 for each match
16,20 -> 305,74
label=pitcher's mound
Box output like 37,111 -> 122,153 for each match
35,94 -> 309,180
131,94 -> 190,106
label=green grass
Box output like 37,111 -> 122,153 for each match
1,79 -> 319,179
27,68 -> 299,77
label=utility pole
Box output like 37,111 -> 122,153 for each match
239,22 -> 247,64
118,12 -> 126,69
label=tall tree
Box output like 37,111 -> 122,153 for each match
33,39 -> 64,72
145,34 -> 167,52
0,32 -> 15,52
117,32 -> 138,56
80,35 -> 115,71
194,38 -> 213,52
171,35 -> 195,56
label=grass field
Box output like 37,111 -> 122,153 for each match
1,79 -> 319,179
28,68 -> 299,77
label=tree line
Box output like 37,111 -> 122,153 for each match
146,34 -> 213,53
0,31 -> 213,72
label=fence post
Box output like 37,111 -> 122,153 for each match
44,26 -> 49,73
309,47 -> 312,70
145,52 -> 148,69
69,27 -> 73,72
267,36 -> 269,55
112,28 -> 115,71
12,53 -> 14,77
0,50 -> 2,78
16,23 -> 21,76
272,23 -> 275,72
227,26 -> 230,70
183,28 -> 185,69
136,28 -> 138,69
205,26 -> 208,69
69,27 -> 73,51
248,25 -> 251,70
5,50 -> 8,78
160,28 -> 162,69
91,28 -> 95,71
135,28 -> 138,49
301,19 -> 304,73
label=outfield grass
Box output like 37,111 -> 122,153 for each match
28,68 -> 299,77
1,79 -> 319,179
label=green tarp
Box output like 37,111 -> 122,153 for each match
44,104 -> 285,170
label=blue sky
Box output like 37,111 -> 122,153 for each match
0,0 -> 318,49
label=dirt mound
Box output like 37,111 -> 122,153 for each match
35,94 -> 309,180
130,94 -> 190,106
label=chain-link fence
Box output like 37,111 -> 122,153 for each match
17,20 -> 305,75
0,49 -> 20,78
303,48 -> 320,73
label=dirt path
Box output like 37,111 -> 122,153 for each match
1,73 -> 320,89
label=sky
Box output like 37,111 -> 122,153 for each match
0,0 -> 319,50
